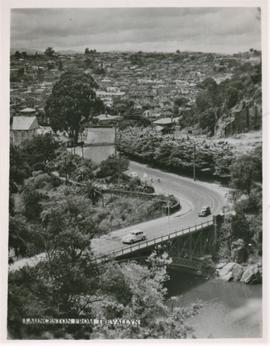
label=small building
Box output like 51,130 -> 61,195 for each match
11,116 -> 39,146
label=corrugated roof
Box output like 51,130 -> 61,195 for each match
12,116 -> 39,131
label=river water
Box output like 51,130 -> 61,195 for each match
166,271 -> 262,338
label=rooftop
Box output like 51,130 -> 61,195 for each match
95,114 -> 121,121
153,117 -> 177,125
12,116 -> 39,131
20,107 -> 36,113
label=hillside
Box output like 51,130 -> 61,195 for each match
176,61 -> 262,138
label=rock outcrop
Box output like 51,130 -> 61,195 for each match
231,263 -> 244,281
240,264 -> 262,284
217,262 -> 235,281
216,260 -> 262,284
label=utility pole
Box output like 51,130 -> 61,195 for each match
81,143 -> 84,159
80,132 -> 84,159
193,143 -> 196,181
64,157 -> 68,185
115,121 -> 121,186
114,125 -> 117,156
167,197 -> 171,231
213,215 -> 218,258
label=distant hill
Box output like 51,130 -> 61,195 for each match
10,48 -> 43,55
10,48 -> 78,55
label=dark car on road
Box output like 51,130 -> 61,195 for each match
198,206 -> 211,217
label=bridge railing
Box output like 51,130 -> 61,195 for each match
93,219 -> 214,264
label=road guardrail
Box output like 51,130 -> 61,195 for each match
93,219 -> 214,264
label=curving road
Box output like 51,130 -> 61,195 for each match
91,161 -> 230,257
9,161 -> 230,271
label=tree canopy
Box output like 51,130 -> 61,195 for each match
230,146 -> 262,194
44,47 -> 55,57
45,71 -> 103,143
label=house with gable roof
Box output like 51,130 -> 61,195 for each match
11,116 -> 39,146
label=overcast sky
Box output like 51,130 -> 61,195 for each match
11,8 -> 261,54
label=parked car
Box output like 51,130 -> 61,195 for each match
122,230 -> 146,244
198,206 -> 211,217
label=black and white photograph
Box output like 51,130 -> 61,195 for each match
1,0 -> 268,341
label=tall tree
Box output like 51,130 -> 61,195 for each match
45,71 -> 103,144
44,47 -> 55,57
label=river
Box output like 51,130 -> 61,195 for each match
166,270 -> 262,338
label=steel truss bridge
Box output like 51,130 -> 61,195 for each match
93,216 -> 223,273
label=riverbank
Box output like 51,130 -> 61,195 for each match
215,259 -> 262,284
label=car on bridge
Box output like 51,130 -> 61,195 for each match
198,206 -> 211,217
122,230 -> 146,244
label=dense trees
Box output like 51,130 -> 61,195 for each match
9,215 -> 29,258
183,63 -> 262,136
41,186 -> 99,254
230,156 -> 259,194
10,145 -> 30,192
22,133 -> 60,171
173,97 -> 189,117
194,78 -> 220,135
97,155 -> 129,180
44,47 -> 55,58
8,186 -> 101,338
13,51 -> 28,59
174,96 -> 189,108
223,144 -> 263,256
198,110 -> 216,135
118,127 -> 234,180
45,71 -> 103,143
84,48 -> 96,55
225,87 -> 239,108
22,173 -> 59,221
230,145 -> 262,194
10,134 -> 60,187
8,248 -> 200,339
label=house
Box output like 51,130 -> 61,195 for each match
143,109 -> 161,120
11,116 -> 39,146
